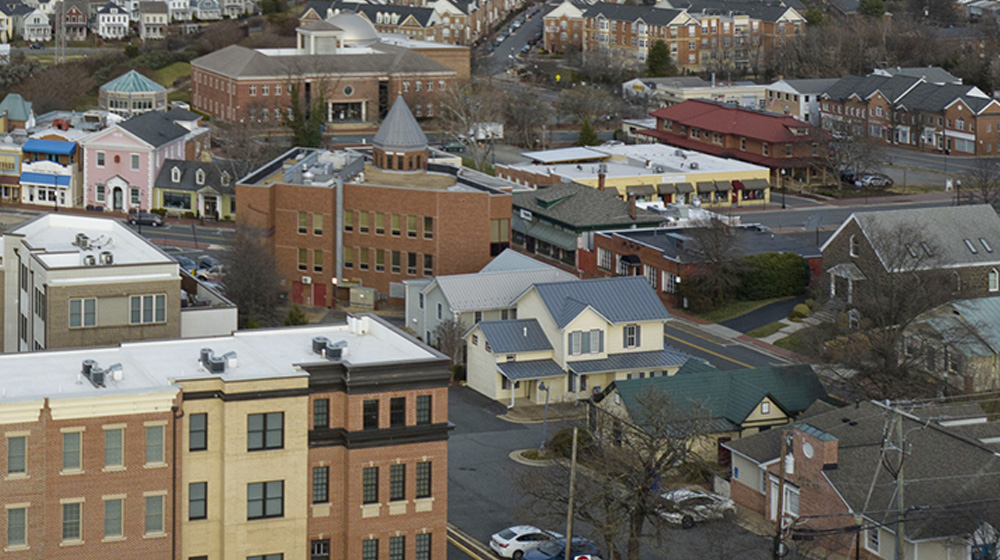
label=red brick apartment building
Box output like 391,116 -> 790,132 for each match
191,13 -> 468,124
819,73 -> 1000,155
0,315 -> 451,560
642,99 -> 829,182
237,97 -> 512,306
544,0 -> 805,73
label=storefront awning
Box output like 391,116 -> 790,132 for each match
620,254 -> 642,266
675,182 -> 694,193
696,181 -> 715,193
626,184 -> 656,197
742,179 -> 770,190
512,214 -> 577,251
657,183 -> 676,194
20,172 -> 70,187
714,180 -> 732,191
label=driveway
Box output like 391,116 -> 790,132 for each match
720,296 -> 807,334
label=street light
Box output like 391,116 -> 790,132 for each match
538,381 -> 551,450
781,169 -> 787,210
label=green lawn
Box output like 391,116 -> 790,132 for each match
168,89 -> 191,105
154,62 -> 191,88
746,321 -> 786,339
691,297 -> 790,324
773,332 -> 804,354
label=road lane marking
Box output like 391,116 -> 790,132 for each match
663,333 -> 755,369
447,524 -> 492,560
666,322 -> 732,346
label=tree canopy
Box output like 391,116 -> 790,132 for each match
646,40 -> 676,77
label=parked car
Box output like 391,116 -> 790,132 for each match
196,255 -> 224,280
490,526 -> 561,560
858,173 -> 893,189
441,141 -> 465,153
658,489 -> 736,529
520,44 -> 531,54
523,537 -> 601,560
30,42 -> 43,50
174,255 -> 197,274
128,211 -> 164,227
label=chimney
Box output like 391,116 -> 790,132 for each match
628,195 -> 637,220
598,170 -> 606,191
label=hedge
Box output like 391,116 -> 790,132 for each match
738,252 -> 810,301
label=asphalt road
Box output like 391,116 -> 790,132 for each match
479,6 -> 545,74
732,194 -> 954,233
884,146 -> 1000,175
663,322 -> 785,370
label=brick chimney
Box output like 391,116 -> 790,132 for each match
628,195 -> 636,220
598,170 -> 606,191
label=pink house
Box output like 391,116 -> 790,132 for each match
81,112 -> 189,212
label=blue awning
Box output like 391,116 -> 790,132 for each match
22,139 -> 76,156
20,172 -> 71,186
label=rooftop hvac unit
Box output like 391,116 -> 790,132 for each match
80,359 -> 106,388
75,233 -> 90,249
83,254 -> 97,266
689,162 -> 699,169
312,336 -> 332,354
100,251 -> 114,265
312,335 -> 348,360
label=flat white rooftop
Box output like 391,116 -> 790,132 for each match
0,316 -> 439,404
7,213 -> 175,269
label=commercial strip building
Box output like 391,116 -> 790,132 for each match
0,314 -> 450,560
622,75 -> 768,110
496,143 -> 772,207
0,213 -> 236,353
236,97 -> 513,307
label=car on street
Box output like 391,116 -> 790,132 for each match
196,255 -> 224,280
658,489 -> 736,529
440,141 -> 465,152
520,44 -> 531,54
174,255 -> 197,274
30,42 -> 43,50
858,173 -> 893,189
128,211 -> 164,227
523,537 -> 601,560
490,526 -> 561,560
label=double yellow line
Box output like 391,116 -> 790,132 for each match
448,523 -> 495,560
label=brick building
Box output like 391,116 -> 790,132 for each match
821,205 -> 1000,306
0,213 -> 235,354
544,0 -> 805,73
819,72 -> 1000,155
236,97 -> 512,306
725,401 -> 1000,560
191,13 -> 468,124
0,315 -> 451,560
588,225 -> 821,308
642,99 -> 829,183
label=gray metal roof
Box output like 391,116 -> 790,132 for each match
497,359 -> 566,381
372,95 -> 427,151
478,319 -> 553,353
479,249 -> 561,273
118,112 -> 188,147
582,3 -> 684,25
154,159 -> 238,195
568,347 -> 692,375
529,276 -> 672,328
431,268 -> 577,313
778,78 -> 840,95
612,226 -> 822,264
512,183 -> 665,231
880,66 -> 962,85
850,205 -> 1000,269
917,296 -> 1000,357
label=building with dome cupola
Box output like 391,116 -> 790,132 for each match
191,12 -> 468,125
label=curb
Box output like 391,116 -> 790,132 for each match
508,449 -> 555,467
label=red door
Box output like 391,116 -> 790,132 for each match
291,281 -> 303,304
314,283 -> 327,308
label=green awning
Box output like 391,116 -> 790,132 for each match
743,179 -> 770,190
627,184 -> 656,197
675,182 -> 694,193
715,181 -> 733,191
513,215 -> 577,251
657,183 -> 676,194
696,181 -> 715,193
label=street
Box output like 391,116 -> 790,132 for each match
663,321 -> 784,370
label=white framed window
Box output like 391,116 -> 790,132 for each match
7,506 -> 27,548
145,494 -> 165,535
661,271 -> 677,294
96,151 -> 105,167
96,184 -> 106,203
130,153 -> 140,171
130,294 -> 166,324
249,85 -> 256,96
849,235 -> 859,257
262,85 -> 269,96
623,324 -> 640,348
145,424 -> 165,465
69,298 -> 96,328
171,167 -> 181,182
991,269 -> 1000,292
61,501 -> 82,543
597,248 -> 613,270
865,527 -> 879,553
761,402 -> 770,414
643,265 -> 657,289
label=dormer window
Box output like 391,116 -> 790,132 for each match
171,166 -> 181,183
195,169 -> 205,185
221,171 -> 230,186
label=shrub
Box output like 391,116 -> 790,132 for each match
150,208 -> 167,216
788,303 -> 811,321
805,298 -> 818,310
739,253 -> 809,301
549,428 -> 593,458
182,211 -> 197,219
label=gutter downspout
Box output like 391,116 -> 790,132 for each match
172,404 -> 184,560
335,174 -> 343,303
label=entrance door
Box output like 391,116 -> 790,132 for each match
313,283 -> 326,307
292,281 -> 303,304
204,196 -> 218,219
112,187 -> 123,211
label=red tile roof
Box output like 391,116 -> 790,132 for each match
649,99 -> 818,144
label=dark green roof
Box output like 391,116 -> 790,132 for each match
614,360 -> 826,429
512,182 -> 664,231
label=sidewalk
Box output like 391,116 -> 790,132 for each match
500,401 -> 585,424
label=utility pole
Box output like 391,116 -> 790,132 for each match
894,411 -> 905,560
773,431 -> 788,560
55,0 -> 67,65
564,427 -> 578,560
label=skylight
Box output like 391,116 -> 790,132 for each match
964,239 -> 978,254
981,238 -> 994,253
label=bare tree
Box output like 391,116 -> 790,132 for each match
211,113 -> 287,179
438,80 -> 507,171
519,389 -> 713,560
960,158 -> 1000,212
682,218 -> 749,309
504,86 -> 553,149
433,318 -> 467,377
222,226 -> 284,328
826,119 -> 886,185
554,85 -> 620,124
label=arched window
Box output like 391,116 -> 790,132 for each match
171,167 -> 181,182
849,234 -> 859,257
196,169 -> 205,185
990,268 -> 999,292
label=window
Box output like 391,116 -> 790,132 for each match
762,143 -> 769,156
849,235 -> 859,257
262,85 -> 269,96
131,153 -> 140,171
416,395 -> 431,425
783,486 -> 799,517
761,402 -> 771,414
275,84 -> 281,95
416,461 -> 431,498
359,212 -> 370,233
69,298 -> 96,328
190,482 -> 207,520
390,397 -> 406,427
423,217 -> 433,239
363,539 -> 379,560
97,184 -> 106,202
423,254 -> 433,276
129,294 -> 166,324
865,528 -> 879,553
390,536 -> 405,560
363,466 -> 379,504
313,213 -> 323,235
97,151 -> 105,167
344,211 -> 354,232
991,269 -> 999,292
359,248 -> 370,270
63,431 -> 82,471
7,436 -> 25,474
390,464 -> 406,501
375,249 -> 385,272
569,329 -> 603,355
392,251 -> 401,274
312,539 -> 331,560
360,399 -> 380,430
146,425 -> 164,464
130,187 -> 140,206
247,480 -> 284,519
408,252 -> 418,275
248,412 -> 284,451
249,85 -> 257,96
298,211 -> 308,234
623,324 -> 640,348
416,534 -> 431,560
7,507 -> 26,547
598,248 -> 612,270
190,413 -> 207,451
407,215 -> 418,238
344,247 -> 354,268
249,555 -> 283,560
314,250 -> 323,273
62,502 -> 82,542
661,271 -> 676,294
375,212 -> 386,235
436,302 -> 442,320
104,428 -> 123,468
313,466 -> 329,503
313,399 -> 329,429
391,214 -> 401,236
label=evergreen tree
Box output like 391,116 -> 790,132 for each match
576,118 -> 600,146
858,0 -> 885,17
645,40 -> 676,78
284,304 -> 309,326
285,83 -> 325,147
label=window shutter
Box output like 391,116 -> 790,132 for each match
623,327 -> 628,348
635,325 -> 641,346
598,330 -> 604,353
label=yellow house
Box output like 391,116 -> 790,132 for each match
153,159 -> 237,220
591,359 -> 828,464
0,10 -> 11,43
464,276 -> 692,407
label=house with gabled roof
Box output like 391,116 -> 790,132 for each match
464,276 -> 692,406
153,159 -> 237,220
822,205 -> 1000,307
0,93 -> 35,131
724,400 -> 1000,560
11,4 -> 50,41
591,358 -> 828,463
94,1 -> 128,39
